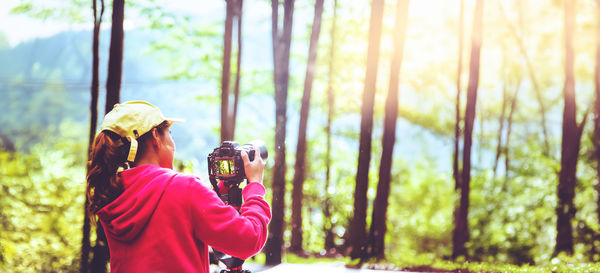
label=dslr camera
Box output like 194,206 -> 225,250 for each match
207,140 -> 268,186
207,140 -> 267,272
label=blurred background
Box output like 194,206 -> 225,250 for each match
1,0 -> 599,272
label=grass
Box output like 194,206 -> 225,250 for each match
274,253 -> 600,273
421,260 -> 600,273
241,252 -> 600,272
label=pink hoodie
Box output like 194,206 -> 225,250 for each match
97,164 -> 271,273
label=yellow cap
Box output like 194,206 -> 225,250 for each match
100,101 -> 184,162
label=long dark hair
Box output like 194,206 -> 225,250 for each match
86,121 -> 170,221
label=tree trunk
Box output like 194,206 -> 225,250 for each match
290,0 -> 324,254
323,0 -> 338,252
92,1 -> 124,271
504,81 -> 521,182
81,197 -> 91,273
453,0 -> 483,259
221,0 -> 243,142
89,0 -> 103,161
556,0 -> 578,255
82,1 -> 104,272
220,0 -> 234,142
453,0 -> 464,191
451,1 -> 465,258
230,0 -> 243,139
90,223 -> 109,273
265,0 -> 294,265
497,0 -> 550,156
104,0 -> 124,114
349,0 -> 385,261
595,0 -> 600,236
493,83 -> 507,177
366,0 -> 409,261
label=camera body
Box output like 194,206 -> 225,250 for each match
207,140 -> 267,186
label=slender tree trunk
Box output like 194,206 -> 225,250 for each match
104,0 -> 124,114
290,0 -> 324,254
92,1 -> 124,271
497,1 -> 550,156
221,0 -> 243,142
493,83 -> 507,177
593,0 -> 600,248
504,81 -> 521,182
81,197 -> 91,273
453,0 -> 464,191
89,0 -> 103,157
265,0 -> 294,265
451,0 -> 465,259
453,0 -> 483,260
477,107 -> 484,164
366,0 -> 409,261
230,0 -> 243,138
82,1 -> 104,272
90,224 -> 109,273
221,0 -> 234,142
595,0 -> 600,234
556,0 -> 579,255
349,0 -> 385,261
502,1 -> 525,182
323,0 -> 338,252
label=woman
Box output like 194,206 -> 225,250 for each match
86,101 -> 271,273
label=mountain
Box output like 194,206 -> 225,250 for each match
0,26 -> 452,174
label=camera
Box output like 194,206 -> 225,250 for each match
207,140 -> 268,186
207,140 -> 268,272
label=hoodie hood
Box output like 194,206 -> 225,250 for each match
97,164 -> 175,242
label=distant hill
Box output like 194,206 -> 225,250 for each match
0,26 -> 452,173
0,26 -> 282,175
0,29 -> 219,161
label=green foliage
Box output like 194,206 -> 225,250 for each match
385,159 -> 454,260
0,121 -> 86,273
146,20 -> 222,83
11,0 -> 91,23
469,171 -> 555,265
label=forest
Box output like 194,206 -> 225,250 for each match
2,0 -> 600,272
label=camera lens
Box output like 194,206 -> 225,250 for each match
244,140 -> 268,161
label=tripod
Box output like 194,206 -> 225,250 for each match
209,177 -> 252,273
